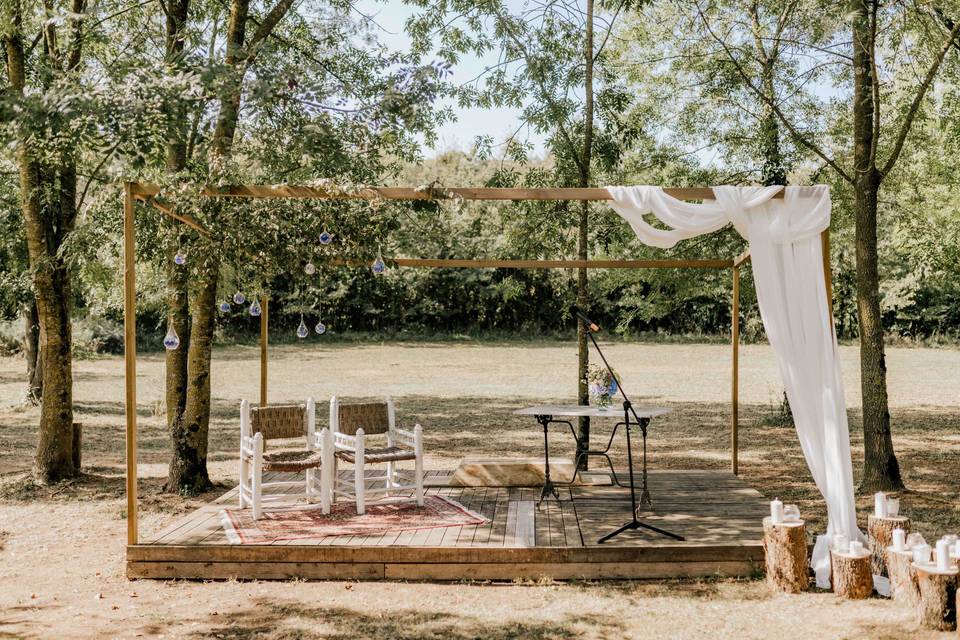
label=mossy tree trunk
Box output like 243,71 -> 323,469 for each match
3,0 -> 86,484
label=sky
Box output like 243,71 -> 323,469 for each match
352,1 -> 549,156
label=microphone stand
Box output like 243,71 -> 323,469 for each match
578,316 -> 684,543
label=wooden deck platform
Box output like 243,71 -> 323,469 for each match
127,469 -> 769,581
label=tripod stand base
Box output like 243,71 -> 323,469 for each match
537,478 -> 561,509
597,518 -> 686,544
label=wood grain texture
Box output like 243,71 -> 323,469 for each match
129,469 -> 767,580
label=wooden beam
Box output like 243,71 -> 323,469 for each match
260,297 -> 268,407
731,265 -> 740,476
128,183 -> 787,202
733,248 -> 751,268
327,258 -> 734,270
134,195 -> 211,237
821,228 -> 835,327
122,183 -> 139,545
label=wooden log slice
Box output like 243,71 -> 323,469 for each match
762,518 -> 808,593
867,515 -> 909,577
831,549 -> 873,599
886,548 -> 919,606
914,564 -> 958,631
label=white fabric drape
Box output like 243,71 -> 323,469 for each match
606,185 -> 862,587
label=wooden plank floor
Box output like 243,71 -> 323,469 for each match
129,469 -> 769,580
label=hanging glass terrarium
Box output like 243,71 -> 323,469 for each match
371,246 -> 386,275
218,301 -> 231,313
304,262 -> 317,275
233,292 -> 246,304
296,315 -> 309,339
163,323 -> 180,350
315,302 -> 326,334
173,249 -> 187,265
249,299 -> 262,317
318,227 -> 333,245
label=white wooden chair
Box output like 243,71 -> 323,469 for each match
239,398 -> 332,519
329,396 -> 424,515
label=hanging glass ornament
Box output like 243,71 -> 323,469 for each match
318,228 -> 333,245
163,324 -> 181,350
304,262 -> 317,275
173,249 -> 187,265
296,315 -> 309,339
218,301 -> 231,313
233,292 -> 246,304
315,302 -> 326,334
371,246 -> 386,275
249,299 -> 262,317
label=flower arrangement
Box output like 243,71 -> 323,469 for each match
586,364 -> 619,410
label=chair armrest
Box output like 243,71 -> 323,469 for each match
393,426 -> 420,448
333,431 -> 358,451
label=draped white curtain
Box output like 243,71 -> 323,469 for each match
606,185 -> 862,587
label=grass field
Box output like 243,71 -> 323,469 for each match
0,340 -> 958,639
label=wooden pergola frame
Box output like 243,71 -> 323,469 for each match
121,181 -> 833,547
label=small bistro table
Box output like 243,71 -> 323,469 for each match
513,404 -> 671,509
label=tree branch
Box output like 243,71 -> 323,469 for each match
695,1 -> 853,183
879,9 -> 960,176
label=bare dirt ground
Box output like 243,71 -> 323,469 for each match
0,340 -> 958,639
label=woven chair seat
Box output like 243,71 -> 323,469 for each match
336,446 -> 416,464
262,448 -> 324,473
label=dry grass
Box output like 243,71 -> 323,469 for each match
0,340 -> 958,639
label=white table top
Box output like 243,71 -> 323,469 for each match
513,404 -> 671,419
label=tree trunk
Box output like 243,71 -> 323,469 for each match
758,59 -> 786,186
167,252 -> 219,494
161,0 -> 196,493
850,0 -> 903,490
4,8 -> 78,484
575,0 -> 595,470
23,300 -> 42,404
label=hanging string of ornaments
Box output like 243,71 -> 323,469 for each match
160,179 -> 463,350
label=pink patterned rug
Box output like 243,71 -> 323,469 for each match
220,496 -> 487,544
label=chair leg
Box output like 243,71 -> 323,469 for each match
306,468 -> 315,500
239,454 -> 248,508
252,434 -> 264,520
385,461 -> 394,495
414,424 -> 424,507
354,462 -> 365,515
354,429 -> 365,515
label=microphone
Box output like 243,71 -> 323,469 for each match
572,307 -> 601,333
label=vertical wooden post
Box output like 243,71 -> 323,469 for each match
731,265 -> 740,475
122,183 -> 138,545
821,228 -> 835,326
259,297 -> 268,406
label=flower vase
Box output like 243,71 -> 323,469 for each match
592,392 -> 612,411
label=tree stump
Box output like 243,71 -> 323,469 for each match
867,515 -> 909,577
886,548 -> 920,607
914,564 -> 958,631
831,549 -> 873,599
762,518 -> 808,593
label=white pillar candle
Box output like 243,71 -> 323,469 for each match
892,528 -> 906,552
953,541 -> 960,559
849,540 -> 865,556
770,498 -> 783,524
913,544 -> 931,565
874,491 -> 888,518
936,540 -> 951,572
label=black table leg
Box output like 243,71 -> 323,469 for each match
536,414 -> 561,509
